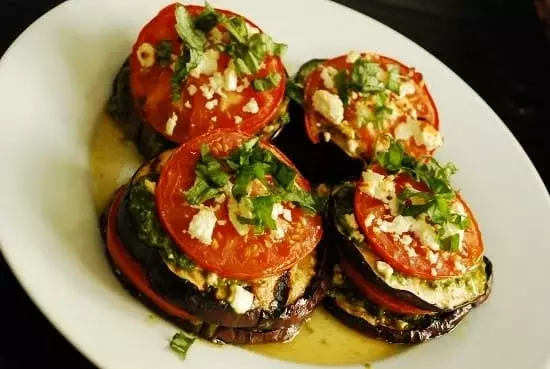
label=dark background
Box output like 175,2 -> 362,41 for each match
1,0 -> 549,368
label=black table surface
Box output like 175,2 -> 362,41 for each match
1,0 -> 549,368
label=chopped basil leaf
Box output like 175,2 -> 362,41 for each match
386,64 -> 401,93
253,72 -> 282,91
334,70 -> 350,106
286,80 -> 304,105
175,5 -> 206,50
155,40 -> 173,67
351,59 -> 384,92
185,144 -> 230,204
172,6 -> 207,99
170,331 -> 196,360
171,47 -> 202,100
194,1 -> 219,33
440,233 -> 460,252
220,14 -> 248,44
249,195 -> 279,232
274,164 -> 296,190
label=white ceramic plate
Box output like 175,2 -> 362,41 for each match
1,0 -> 550,368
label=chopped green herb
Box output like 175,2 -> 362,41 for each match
155,40 -> 173,67
440,233 -> 461,252
169,331 -> 196,360
175,5 -> 206,50
185,144 -> 230,204
252,72 -> 282,91
386,64 -> 401,93
194,1 -> 218,33
171,47 -> 202,100
351,59 -> 384,92
286,80 -> 304,105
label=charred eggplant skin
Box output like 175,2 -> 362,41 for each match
107,58 -> 290,159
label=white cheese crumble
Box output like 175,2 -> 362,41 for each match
187,84 -> 197,96
137,42 -> 155,68
414,124 -> 442,150
346,51 -> 361,64
228,285 -> 254,314
394,119 -> 420,141
348,139 -> 360,154
361,170 -> 396,203
378,215 -> 416,235
271,203 -> 284,220
323,132 -> 331,142
401,234 -> 413,246
223,65 -> 238,91
364,213 -> 376,227
234,115 -> 243,124
312,90 -> 344,125
243,98 -> 259,114
200,84 -> 215,100
184,100 -> 192,109
282,209 -> 292,222
410,219 -> 440,251
205,99 -> 218,110
206,272 -> 219,286
164,112 -> 178,136
190,49 -> 219,78
320,66 -> 338,89
376,261 -> 394,280
399,81 -> 416,98
188,207 -> 218,245
426,250 -> 439,265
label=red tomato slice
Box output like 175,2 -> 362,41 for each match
130,3 -> 286,144
106,189 -> 196,321
304,53 -> 439,159
339,257 -> 432,315
354,165 -> 484,280
156,130 -> 323,280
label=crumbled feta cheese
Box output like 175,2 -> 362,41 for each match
454,259 -> 466,273
282,209 -> 292,222
217,220 -> 227,226
235,78 -> 250,93
200,84 -> 215,99
401,234 -> 413,246
410,219 -> 440,251
243,98 -> 259,114
405,245 -> 417,257
164,112 -> 178,136
426,250 -> 439,265
228,285 -> 254,314
272,226 -> 286,240
414,124 -> 442,150
190,49 -> 219,78
375,135 -> 392,152
378,215 -> 416,235
323,132 -> 331,142
188,207 -> 218,245
271,203 -> 284,220
187,84 -> 197,96
361,170 -> 396,202
399,81 -> 416,98
394,119 -> 420,141
364,213 -> 376,227
346,51 -> 361,64
205,99 -> 218,110
312,90 -> 344,125
234,116 -> 243,124
184,100 -> 192,109
376,261 -> 394,280
223,65 -> 238,91
430,268 -> 437,276
211,116 -> 217,122
320,66 -> 338,89
137,42 -> 155,68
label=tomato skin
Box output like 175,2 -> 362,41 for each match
155,129 -> 323,281
105,189 -> 196,321
354,166 -> 484,280
129,3 -> 286,145
340,257 -> 433,315
303,53 -> 439,159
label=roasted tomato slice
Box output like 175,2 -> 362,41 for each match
339,257 -> 432,315
106,190 -> 196,321
130,3 -> 286,144
155,130 -> 323,280
354,165 -> 484,280
303,52 -> 439,159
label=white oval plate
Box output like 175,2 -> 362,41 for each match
1,0 -> 550,368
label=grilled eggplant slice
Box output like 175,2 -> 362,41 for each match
107,59 -> 290,159
331,181 -> 493,312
